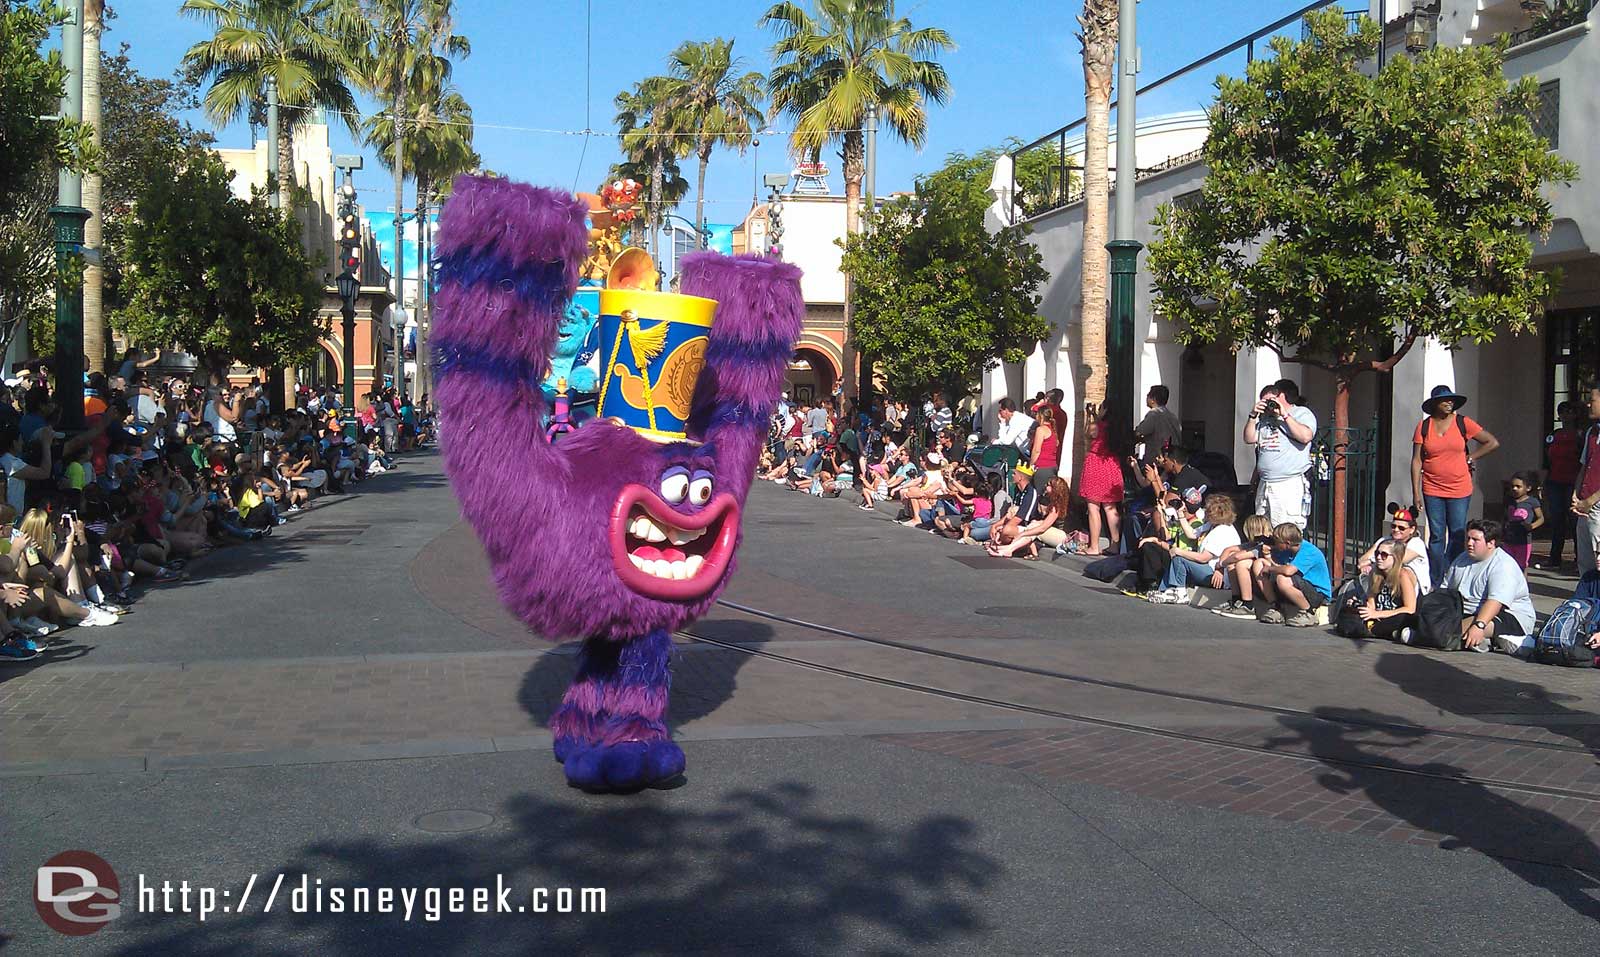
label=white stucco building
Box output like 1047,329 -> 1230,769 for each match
984,0 -> 1598,520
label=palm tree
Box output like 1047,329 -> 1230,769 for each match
181,0 -> 362,211
654,39 -> 765,246
339,0 -> 468,397
82,0 -> 106,372
365,72 -> 475,398
1077,0 -> 1117,440
614,77 -> 690,259
761,0 -> 954,399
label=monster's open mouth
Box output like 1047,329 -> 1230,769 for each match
609,485 -> 740,601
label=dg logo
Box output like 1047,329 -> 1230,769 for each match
35,850 -> 122,935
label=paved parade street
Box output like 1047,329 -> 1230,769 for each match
4,449 -> 1600,954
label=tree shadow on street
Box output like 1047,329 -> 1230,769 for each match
106,779 -> 998,956
1268,702 -> 1600,920
519,619 -> 774,734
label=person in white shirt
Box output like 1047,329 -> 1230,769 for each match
1355,506 -> 1431,595
993,397 -> 1035,459
1150,494 -> 1242,603
1445,519 -> 1537,654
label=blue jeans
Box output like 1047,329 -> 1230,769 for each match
1160,556 -> 1214,590
970,518 -> 993,542
1424,494 -> 1471,582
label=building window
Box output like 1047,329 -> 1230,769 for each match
1544,307 -> 1599,430
1173,189 -> 1204,212
1527,80 -> 1560,150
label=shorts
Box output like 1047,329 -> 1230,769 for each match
1256,473 -> 1309,530
1487,608 -> 1526,637
1283,571 -> 1327,609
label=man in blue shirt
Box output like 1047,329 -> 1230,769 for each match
1255,522 -> 1332,627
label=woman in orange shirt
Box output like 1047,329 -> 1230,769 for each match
1410,385 -> 1499,580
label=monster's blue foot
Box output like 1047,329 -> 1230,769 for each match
562,739 -> 686,792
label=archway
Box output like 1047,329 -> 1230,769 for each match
788,346 -> 839,406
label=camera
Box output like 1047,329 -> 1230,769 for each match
1257,400 -> 1281,424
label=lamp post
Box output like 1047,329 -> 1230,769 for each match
763,173 -> 789,259
52,0 -> 89,431
334,156 -> 363,411
1105,0 -> 1141,440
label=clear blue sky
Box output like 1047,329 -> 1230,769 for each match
98,0 -> 1339,224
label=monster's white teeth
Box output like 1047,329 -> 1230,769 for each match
627,511 -> 707,547
667,526 -> 706,547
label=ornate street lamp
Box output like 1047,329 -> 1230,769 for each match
1406,5 -> 1438,53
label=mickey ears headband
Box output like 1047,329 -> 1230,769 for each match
1386,501 -> 1416,524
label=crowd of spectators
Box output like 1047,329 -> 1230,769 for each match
0,351 -> 428,662
757,377 -> 1600,662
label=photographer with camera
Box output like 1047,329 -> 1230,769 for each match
1243,379 -> 1317,530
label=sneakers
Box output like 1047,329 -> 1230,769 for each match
18,616 -> 57,637
75,608 -> 118,627
1212,600 -> 1256,619
1397,626 -> 1413,645
1257,605 -> 1286,625
1284,608 -> 1319,628
1149,587 -> 1190,605
1120,587 -> 1153,601
152,567 -> 183,583
1,637 -> 39,660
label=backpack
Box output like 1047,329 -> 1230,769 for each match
1413,588 -> 1465,651
1082,553 -> 1133,582
1526,597 -> 1600,667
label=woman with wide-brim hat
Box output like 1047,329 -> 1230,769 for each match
1410,384 -> 1500,580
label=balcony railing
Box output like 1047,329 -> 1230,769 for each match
1507,0 -> 1595,48
1007,0 -> 1351,222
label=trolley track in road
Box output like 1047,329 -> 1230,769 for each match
675,598 -> 1600,805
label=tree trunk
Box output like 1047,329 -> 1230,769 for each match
1078,0 -> 1117,482
648,153 -> 664,260
415,176 -> 429,402
82,0 -> 106,373
1331,372 -> 1352,575
695,146 -> 709,244
841,129 -> 865,402
277,115 -> 294,213
391,79 -> 405,395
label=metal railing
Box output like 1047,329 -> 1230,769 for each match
1306,417 -> 1383,577
1008,0 -> 1351,222
1507,0 -> 1595,48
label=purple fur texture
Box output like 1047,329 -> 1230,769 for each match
431,180 -> 806,646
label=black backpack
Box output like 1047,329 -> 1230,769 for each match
1413,589 -> 1465,651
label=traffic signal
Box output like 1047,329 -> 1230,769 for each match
339,209 -> 359,246
342,242 -> 361,275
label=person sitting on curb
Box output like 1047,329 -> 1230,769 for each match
1443,519 -> 1537,654
1210,514 -> 1274,618
1243,522 -> 1332,627
1354,505 -> 1431,596
1148,493 -> 1241,605
1351,540 -> 1421,642
986,477 -> 1069,560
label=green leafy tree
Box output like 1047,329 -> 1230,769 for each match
840,146 -> 1049,402
112,153 -> 326,376
97,44 -> 216,337
654,39 -> 764,241
0,1 -> 96,362
762,0 -> 955,399
1147,10 -> 1577,565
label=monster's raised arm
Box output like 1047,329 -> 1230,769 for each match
679,252 -> 805,496
431,176 -> 589,518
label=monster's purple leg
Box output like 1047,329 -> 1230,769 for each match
549,639 -> 618,763
556,630 -> 685,791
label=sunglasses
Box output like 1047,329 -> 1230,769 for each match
1390,522 -> 1412,530
1376,551 -> 1396,560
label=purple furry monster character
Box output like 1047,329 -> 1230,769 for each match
430,175 -> 803,792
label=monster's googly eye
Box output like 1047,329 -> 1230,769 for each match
688,474 -> 714,506
659,470 -> 690,504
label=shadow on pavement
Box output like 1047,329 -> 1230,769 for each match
1268,706 -> 1600,920
106,781 -> 997,955
518,620 -> 774,733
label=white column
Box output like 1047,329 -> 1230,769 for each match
979,361 -> 1009,440
1054,343 -> 1079,484
1024,341 -> 1047,402
1233,346 -> 1282,479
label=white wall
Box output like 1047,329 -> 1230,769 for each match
780,196 -> 850,305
